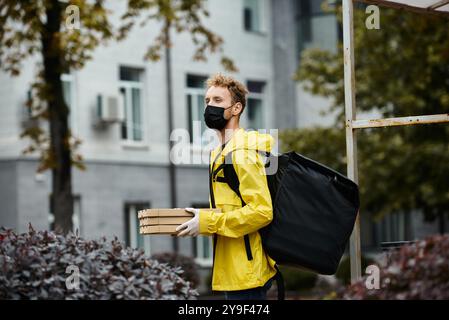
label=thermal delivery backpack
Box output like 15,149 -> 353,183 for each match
210,150 -> 360,276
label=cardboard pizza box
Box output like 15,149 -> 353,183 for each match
138,208 -> 221,235
137,208 -> 220,219
140,225 -> 179,235
139,216 -> 192,226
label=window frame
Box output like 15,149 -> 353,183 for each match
246,93 -> 265,130
294,0 -> 339,62
191,202 -> 213,267
61,73 -> 77,133
243,0 -> 267,34
185,73 -> 211,151
195,235 -> 213,267
124,202 -> 151,255
119,67 -> 147,147
48,194 -> 82,234
186,86 -> 207,147
245,81 -> 266,130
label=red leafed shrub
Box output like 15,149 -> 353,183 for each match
0,225 -> 198,300
151,252 -> 200,289
339,234 -> 449,300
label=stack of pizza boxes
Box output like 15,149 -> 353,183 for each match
138,208 -> 221,235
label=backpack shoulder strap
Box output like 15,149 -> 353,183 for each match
220,149 -> 271,200
222,152 -> 245,203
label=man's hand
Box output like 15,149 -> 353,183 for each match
176,208 -> 200,237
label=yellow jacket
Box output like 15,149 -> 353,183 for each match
199,128 -> 277,291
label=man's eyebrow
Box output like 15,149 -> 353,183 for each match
205,96 -> 223,101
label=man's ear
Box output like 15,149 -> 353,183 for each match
232,102 -> 243,116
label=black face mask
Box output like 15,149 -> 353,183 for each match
203,104 -> 234,130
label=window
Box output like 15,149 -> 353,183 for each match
372,211 -> 412,245
25,74 -> 75,130
186,74 -> 208,146
295,0 -> 339,61
62,74 -> 72,109
62,73 -> 75,130
120,67 -> 144,142
246,81 -> 266,130
49,194 -> 81,234
243,0 -> 263,32
125,202 -> 151,255
195,235 -> 213,266
192,202 -> 213,266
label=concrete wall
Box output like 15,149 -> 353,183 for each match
7,159 -> 210,256
0,0 -> 274,253
0,161 -> 18,230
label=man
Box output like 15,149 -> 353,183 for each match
176,73 -> 277,300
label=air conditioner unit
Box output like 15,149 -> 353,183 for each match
96,94 -> 124,123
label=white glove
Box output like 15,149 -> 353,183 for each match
176,208 -> 200,237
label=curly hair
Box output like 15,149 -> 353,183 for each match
205,73 -> 249,114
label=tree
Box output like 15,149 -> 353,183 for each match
0,0 -> 236,235
0,0 -> 114,234
118,0 -> 237,72
286,5 -> 449,233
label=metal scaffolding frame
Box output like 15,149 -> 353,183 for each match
342,0 -> 449,283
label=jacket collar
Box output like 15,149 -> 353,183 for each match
211,128 -> 245,164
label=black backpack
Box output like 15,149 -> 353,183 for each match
209,149 -> 360,299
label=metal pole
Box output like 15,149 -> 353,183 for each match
342,0 -> 362,283
164,21 -> 178,253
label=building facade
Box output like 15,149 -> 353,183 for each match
0,0 -> 447,293
0,0 -> 279,293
